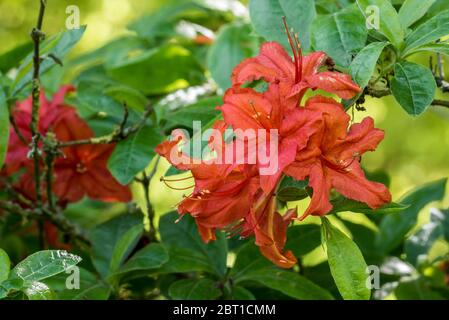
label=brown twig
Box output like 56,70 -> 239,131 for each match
29,0 -> 47,210
137,156 -> 161,242
0,200 -> 90,246
57,103 -> 153,148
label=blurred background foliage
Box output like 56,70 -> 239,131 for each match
1,0 -> 447,216
0,0 -> 449,300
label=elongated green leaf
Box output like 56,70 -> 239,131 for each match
106,44 -> 204,95
43,267 -> 110,300
376,178 -> 447,254
232,286 -> 256,300
11,26 -> 86,95
0,278 -> 23,299
404,10 -> 449,53
159,212 -> 227,277
207,23 -> 259,90
0,87 -> 8,169
404,43 -> 449,57
312,5 -> 367,67
0,248 -> 10,283
245,268 -> 334,300
129,2 -> 207,40
90,213 -> 142,278
116,243 -> 168,275
329,196 -> 407,215
399,0 -> 436,29
23,281 -> 55,300
0,42 -> 33,73
349,42 -> 388,87
104,85 -> 148,112
109,224 -> 144,275
285,224 -> 321,257
249,0 -> 316,51
277,176 -> 309,202
404,210 -> 445,266
357,0 -> 404,48
11,250 -> 81,282
169,278 -> 221,300
230,242 -> 272,283
161,96 -> 222,132
391,61 -> 436,116
108,125 -> 162,185
158,246 -> 216,274
322,217 -> 370,300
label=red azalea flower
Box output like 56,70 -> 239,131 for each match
5,85 -> 76,174
219,85 -> 322,193
52,111 -> 132,204
231,24 -> 361,106
285,96 -> 391,219
156,121 -> 295,268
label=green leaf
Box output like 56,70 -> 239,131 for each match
116,243 -> 168,275
249,0 -> 316,51
404,218 -> 443,266
108,224 -> 144,275
244,268 -> 335,300
399,0 -> 436,30
349,42 -> 388,88
329,196 -> 408,215
158,246 -> 216,274
11,26 -> 86,96
404,42 -> 449,57
404,10 -> 449,53
43,267 -> 110,300
0,248 -> 10,283
11,250 -> 81,282
159,212 -> 227,277
277,176 -> 309,202
106,44 -> 204,95
0,42 -> 33,73
376,178 -> 447,254
230,242 -> 272,283
357,0 -> 404,48
169,278 -> 221,300
0,278 -> 23,299
23,282 -> 55,300
129,2 -> 207,41
322,217 -> 370,300
232,286 -> 256,300
391,61 -> 436,116
0,88 -> 9,168
207,23 -> 259,90
395,277 -> 445,300
161,96 -> 222,132
90,213 -> 143,278
311,5 -> 367,67
285,224 -> 321,257
104,85 -> 148,112
108,125 -> 162,185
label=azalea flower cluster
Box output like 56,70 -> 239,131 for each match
157,31 -> 391,268
4,85 -> 131,205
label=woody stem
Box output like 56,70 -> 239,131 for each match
139,156 -> 160,242
56,102 -> 153,148
30,0 -> 47,248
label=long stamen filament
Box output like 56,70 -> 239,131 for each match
282,17 -> 300,83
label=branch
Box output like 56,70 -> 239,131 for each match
29,0 -> 47,208
0,200 -> 90,246
364,87 -> 449,109
136,156 -> 160,242
57,103 -> 153,148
